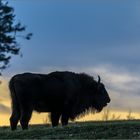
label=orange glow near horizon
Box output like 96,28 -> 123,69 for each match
1,110 -> 140,126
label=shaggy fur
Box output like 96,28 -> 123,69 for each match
9,71 -> 110,130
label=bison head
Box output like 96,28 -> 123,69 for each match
92,76 -> 110,112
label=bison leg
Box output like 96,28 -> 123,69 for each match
61,103 -> 71,126
61,113 -> 69,126
10,109 -> 20,130
20,108 -> 33,130
50,112 -> 61,127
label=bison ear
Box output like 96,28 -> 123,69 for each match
97,75 -> 101,92
97,75 -> 101,85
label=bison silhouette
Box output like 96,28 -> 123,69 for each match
9,71 -> 110,130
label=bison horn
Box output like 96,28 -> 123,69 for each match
98,75 -> 101,84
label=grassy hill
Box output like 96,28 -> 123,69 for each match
1,120 -> 140,139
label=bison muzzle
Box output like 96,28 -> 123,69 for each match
9,71 -> 110,130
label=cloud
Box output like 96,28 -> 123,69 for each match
0,78 -> 11,115
0,104 -> 10,114
88,65 -> 140,112
2,64 -> 140,113
0,78 -> 10,101
40,64 -> 140,112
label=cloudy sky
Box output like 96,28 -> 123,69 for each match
1,0 -> 140,125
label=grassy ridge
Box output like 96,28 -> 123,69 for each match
1,120 -> 140,139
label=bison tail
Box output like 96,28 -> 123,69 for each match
9,77 -> 20,112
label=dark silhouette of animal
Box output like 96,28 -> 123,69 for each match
9,71 -> 110,130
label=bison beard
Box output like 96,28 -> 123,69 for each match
9,71 -> 110,130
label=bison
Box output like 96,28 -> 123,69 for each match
9,71 -> 110,130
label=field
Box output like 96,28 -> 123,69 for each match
1,120 -> 140,139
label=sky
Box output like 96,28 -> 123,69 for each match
1,0 -> 140,125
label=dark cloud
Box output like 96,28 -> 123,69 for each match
3,0 -> 140,75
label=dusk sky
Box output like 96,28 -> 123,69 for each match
1,0 -> 140,125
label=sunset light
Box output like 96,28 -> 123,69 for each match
0,0 -> 140,139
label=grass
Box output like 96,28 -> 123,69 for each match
1,120 -> 140,139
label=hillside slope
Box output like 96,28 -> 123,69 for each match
1,120 -> 140,139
